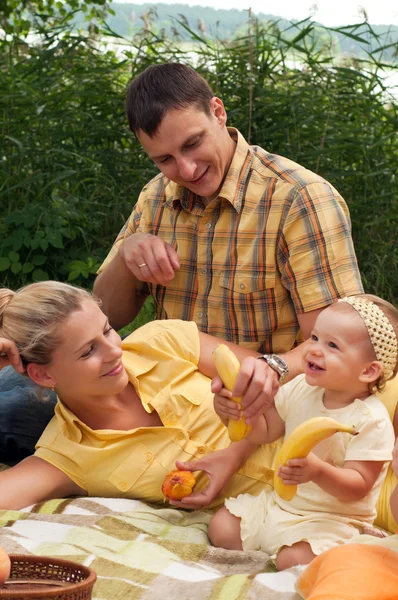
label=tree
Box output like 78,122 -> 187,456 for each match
0,0 -> 112,36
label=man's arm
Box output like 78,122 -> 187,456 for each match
94,250 -> 148,331
297,308 -> 324,340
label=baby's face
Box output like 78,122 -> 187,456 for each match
304,303 -> 375,391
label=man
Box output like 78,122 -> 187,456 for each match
93,62 -> 363,416
0,62 -> 363,469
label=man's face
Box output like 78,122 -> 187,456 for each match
137,98 -> 236,201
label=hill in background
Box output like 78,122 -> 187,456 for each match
95,2 -> 398,59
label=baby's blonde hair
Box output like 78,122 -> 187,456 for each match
338,293 -> 398,392
0,281 -> 98,365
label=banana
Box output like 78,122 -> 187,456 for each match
274,416 -> 357,501
213,344 -> 252,442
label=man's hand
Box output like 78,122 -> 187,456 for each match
166,450 -> 243,509
278,452 -> 323,486
0,338 -> 24,373
119,232 -> 180,286
212,356 -> 280,424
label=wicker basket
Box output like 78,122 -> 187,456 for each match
0,555 -> 96,600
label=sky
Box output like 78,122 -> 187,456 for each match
130,1 -> 398,27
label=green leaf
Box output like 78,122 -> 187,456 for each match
8,251 -> 20,262
32,269 -> 49,281
22,262 -> 35,274
48,231 -> 64,249
0,258 -> 11,272
11,262 -> 22,274
32,255 -> 47,266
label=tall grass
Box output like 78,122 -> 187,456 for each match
1,16 -> 397,315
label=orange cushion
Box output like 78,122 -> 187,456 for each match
296,543 -> 398,600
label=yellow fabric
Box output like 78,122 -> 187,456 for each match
98,128 -> 363,353
35,320 -> 281,508
375,374 -> 398,532
296,542 -> 398,599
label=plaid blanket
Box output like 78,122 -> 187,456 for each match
0,497 -> 305,599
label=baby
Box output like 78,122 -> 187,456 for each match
210,294 -> 398,570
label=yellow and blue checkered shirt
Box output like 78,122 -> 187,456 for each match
100,128 -> 363,352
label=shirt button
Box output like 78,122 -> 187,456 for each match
177,432 -> 185,440
202,268 -> 208,274
205,223 -> 211,229
197,312 -> 203,319
119,481 -> 127,491
145,452 -> 153,461
240,283 -> 246,290
197,446 -> 206,455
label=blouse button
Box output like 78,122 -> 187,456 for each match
145,452 -> 153,461
119,481 -> 127,491
197,446 -> 206,455
177,432 -> 185,441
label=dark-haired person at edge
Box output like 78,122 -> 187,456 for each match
1,62 -> 373,511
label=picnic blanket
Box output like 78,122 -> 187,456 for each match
0,496 -> 306,599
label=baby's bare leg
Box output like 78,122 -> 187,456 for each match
276,541 -> 316,570
208,506 -> 243,550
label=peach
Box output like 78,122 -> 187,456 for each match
0,546 -> 10,584
162,469 -> 196,500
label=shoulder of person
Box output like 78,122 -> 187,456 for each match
361,393 -> 393,422
122,320 -> 199,350
141,171 -> 168,193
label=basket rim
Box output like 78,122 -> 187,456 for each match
0,554 -> 97,598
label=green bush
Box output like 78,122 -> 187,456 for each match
1,17 -> 397,310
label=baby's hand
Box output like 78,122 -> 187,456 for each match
212,375 -> 241,426
278,452 -> 322,486
392,438 -> 398,477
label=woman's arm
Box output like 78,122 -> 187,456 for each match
0,456 -> 86,510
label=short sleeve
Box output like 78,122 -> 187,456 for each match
123,320 -> 201,367
274,375 -> 308,422
280,182 -> 363,313
345,415 -> 395,462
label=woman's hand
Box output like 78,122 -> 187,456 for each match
167,443 -> 255,510
0,338 -> 24,373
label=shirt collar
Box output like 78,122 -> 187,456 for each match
164,128 -> 253,213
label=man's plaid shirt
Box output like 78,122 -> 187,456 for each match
100,129 -> 363,353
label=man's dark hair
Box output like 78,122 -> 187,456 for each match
126,63 -> 214,137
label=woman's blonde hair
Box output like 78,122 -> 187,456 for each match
0,281 -> 98,365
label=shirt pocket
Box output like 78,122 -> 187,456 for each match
108,442 -> 158,494
219,270 -> 276,294
218,268 -> 278,343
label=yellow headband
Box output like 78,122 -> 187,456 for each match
339,296 -> 398,379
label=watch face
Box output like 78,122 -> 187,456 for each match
272,355 -> 288,370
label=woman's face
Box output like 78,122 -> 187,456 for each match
46,300 -> 128,401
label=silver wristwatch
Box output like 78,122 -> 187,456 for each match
257,354 -> 289,385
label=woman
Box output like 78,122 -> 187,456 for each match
0,281 -> 302,510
